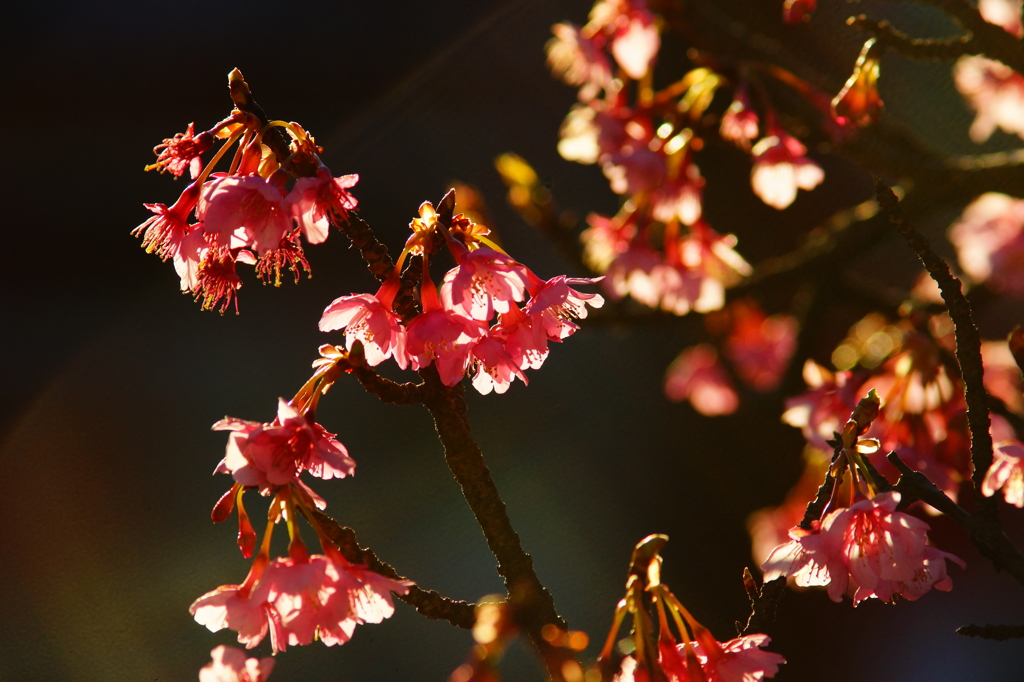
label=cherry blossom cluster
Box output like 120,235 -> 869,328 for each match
190,356 -> 411,654
604,535 -> 785,682
319,201 -> 604,395
134,69 -> 358,313
762,393 -> 966,605
663,299 -> 798,416
782,308 -> 1024,503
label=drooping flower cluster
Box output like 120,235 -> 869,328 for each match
664,300 -> 797,415
605,535 -> 785,682
133,69 -> 359,313
320,201 -> 604,395
763,393 -> 965,605
191,352 -> 411,653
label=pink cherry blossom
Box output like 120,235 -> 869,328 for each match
719,92 -> 760,151
444,246 -> 532,321
285,167 -> 359,243
606,247 -> 666,308
199,646 -> 274,682
580,212 -> 634,273
690,633 -> 786,682
982,440 -> 1024,507
213,399 -> 355,491
954,55 -> 1024,142
664,344 -> 739,416
558,105 -> 630,165
467,333 -> 528,395
651,156 -> 704,226
149,122 -> 214,178
406,282 -> 486,385
750,130 -> 824,210
982,340 -> 1024,415
524,275 -> 605,341
190,584 -> 277,650
491,305 -> 549,370
173,227 -> 211,292
765,492 -> 965,605
948,192 -> 1024,294
609,10 -> 659,80
320,277 -> 407,368
979,0 -> 1024,37
546,23 -> 613,101
199,175 -> 292,255
133,182 -> 202,261
782,360 -> 865,452
603,136 -> 665,196
724,301 -> 798,392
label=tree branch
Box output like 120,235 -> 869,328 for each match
887,451 -> 1024,589
874,179 -> 998,522
956,623 -> 1024,640
848,16 -> 969,61
738,569 -> 786,636
308,508 -> 477,629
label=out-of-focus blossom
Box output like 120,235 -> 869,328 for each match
199,175 -> 292,255
831,39 -> 883,127
664,344 -> 739,416
580,212 -> 634,273
980,0 -> 1024,37
782,0 -> 816,24
750,130 -> 824,209
764,492 -> 964,605
748,452 -> 829,565
602,120 -> 665,196
954,55 -> 1024,142
651,153 -> 704,226
546,23 -> 613,101
285,168 -> 358,243
588,0 -> 660,80
983,440 -> 1024,506
724,300 -> 798,392
213,399 -> 355,491
320,277 -> 407,368
199,645 -> 274,682
949,192 -> 1024,294
783,360 -> 865,451
719,91 -> 760,150
982,340 -> 1024,415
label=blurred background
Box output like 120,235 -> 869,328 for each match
3,0 -> 1023,680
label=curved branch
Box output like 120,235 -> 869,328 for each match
848,16 -> 969,61
309,508 -> 477,629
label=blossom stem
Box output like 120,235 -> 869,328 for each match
194,129 -> 246,187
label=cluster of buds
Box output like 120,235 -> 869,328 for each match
664,299 -> 798,416
190,350 -> 411,652
320,198 -> 604,394
763,393 -> 965,605
601,535 -> 785,682
134,69 -> 359,312
782,307 -> 1024,503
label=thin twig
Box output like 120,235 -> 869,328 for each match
309,509 -> 477,629
848,16 -> 970,61
956,623 -> 1024,640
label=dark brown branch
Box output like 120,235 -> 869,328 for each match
887,452 -> 1024,588
799,470 -> 837,530
927,0 -> 1024,74
347,341 -> 427,404
738,569 -> 786,636
956,623 -> 1024,640
874,179 -> 998,522
417,365 -> 575,678
848,16 -> 969,61
308,508 -> 477,629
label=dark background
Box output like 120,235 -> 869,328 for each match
2,0 -> 1023,680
